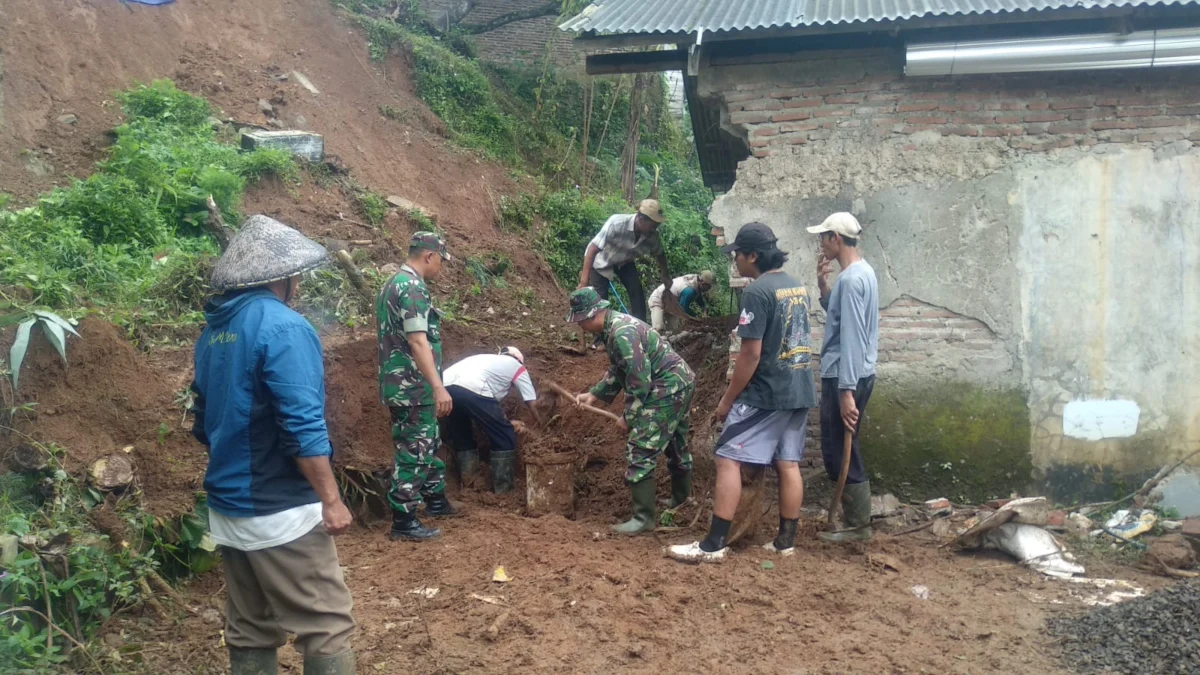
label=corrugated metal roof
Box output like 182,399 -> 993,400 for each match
560,0 -> 1193,34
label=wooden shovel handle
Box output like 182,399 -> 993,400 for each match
545,380 -> 623,424
827,430 -> 855,526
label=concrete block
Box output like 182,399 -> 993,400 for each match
0,534 -> 17,566
240,130 -> 323,162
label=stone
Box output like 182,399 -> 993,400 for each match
0,534 -> 18,565
257,98 -> 274,115
379,263 -> 400,277
201,608 -> 223,625
293,71 -> 320,95
1147,534 -> 1196,570
1181,517 -> 1200,537
870,493 -> 901,517
1066,512 -> 1093,535
56,113 -> 78,125
386,195 -> 436,220
212,70 -> 226,80
929,518 -> 953,538
88,455 -> 134,491
240,130 -> 324,162
23,152 -> 54,177
268,119 -> 284,129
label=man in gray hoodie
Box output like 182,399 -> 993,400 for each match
809,212 -> 879,543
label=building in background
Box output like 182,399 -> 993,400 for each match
423,0 -> 581,69
562,0 -> 1200,506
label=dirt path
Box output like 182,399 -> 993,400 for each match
127,504 -> 1105,674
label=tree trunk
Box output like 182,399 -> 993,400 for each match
620,74 -> 650,205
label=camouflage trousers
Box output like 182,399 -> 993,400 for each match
387,405 -> 446,514
625,384 -> 694,484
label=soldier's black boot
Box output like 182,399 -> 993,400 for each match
424,493 -> 461,518
389,510 -> 441,541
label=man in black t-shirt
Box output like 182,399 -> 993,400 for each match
667,223 -> 817,563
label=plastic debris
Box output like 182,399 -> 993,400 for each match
761,561 -> 775,570
492,566 -> 512,583
982,523 -> 1085,578
409,586 -> 439,599
1103,510 -> 1158,540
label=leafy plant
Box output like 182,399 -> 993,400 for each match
7,311 -> 80,392
355,190 -> 389,226
465,254 -> 511,289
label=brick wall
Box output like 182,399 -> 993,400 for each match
457,0 -> 581,69
711,49 -> 1200,159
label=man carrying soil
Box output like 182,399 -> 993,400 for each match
810,212 -> 879,543
378,231 -> 457,542
668,223 -> 816,563
578,199 -> 679,330
567,287 -> 695,534
190,215 -> 356,675
649,270 -> 715,333
442,346 -> 542,493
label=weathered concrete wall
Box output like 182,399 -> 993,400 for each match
421,0 -> 580,69
703,48 -> 1200,500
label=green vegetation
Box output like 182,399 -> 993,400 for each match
354,189 -> 389,227
0,446 -> 217,670
0,80 -> 296,340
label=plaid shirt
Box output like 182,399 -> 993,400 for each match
590,214 -> 662,280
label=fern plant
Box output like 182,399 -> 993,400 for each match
8,311 -> 79,392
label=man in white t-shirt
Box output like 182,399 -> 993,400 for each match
649,270 -> 715,332
442,346 -> 541,493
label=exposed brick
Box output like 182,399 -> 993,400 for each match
1009,139 -> 1034,151
1119,95 -> 1158,106
768,88 -> 806,99
909,92 -> 948,101
1137,132 -> 1185,142
783,98 -> 821,109
984,101 -> 1026,111
898,125 -> 938,134
751,148 -> 773,158
1138,117 -> 1187,129
1049,98 -> 1094,110
1100,131 -> 1137,143
787,135 -> 809,145
742,99 -> 784,112
993,115 -> 1023,125
1068,109 -> 1111,121
723,91 -> 762,103
730,111 -> 771,125
780,120 -> 819,133
843,82 -> 887,94
865,93 -> 902,103
748,137 -> 771,148
772,111 -> 812,122
897,102 -> 939,112
905,116 -> 949,124
1116,107 -> 1161,117
825,94 -> 864,104
1026,101 -> 1051,110
1166,105 -> 1200,116
951,115 -> 996,124
813,107 -> 852,118
1025,113 -> 1068,123
753,126 -> 780,137
1092,120 -> 1137,130
943,126 -> 980,137
1094,97 -> 1121,106
808,86 -> 847,97
1077,138 -> 1099,147
981,126 -> 1024,137
1047,123 -> 1088,135
808,130 -> 833,141
939,103 -> 982,112
837,119 -> 862,128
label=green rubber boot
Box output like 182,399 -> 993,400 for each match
818,481 -> 874,543
611,478 -> 656,535
457,450 -> 479,479
229,647 -> 278,675
303,650 -> 356,675
665,471 -> 692,508
491,450 -> 515,494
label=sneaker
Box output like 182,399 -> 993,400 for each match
761,541 -> 795,557
664,541 -> 727,564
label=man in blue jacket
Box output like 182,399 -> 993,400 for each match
190,215 -> 356,675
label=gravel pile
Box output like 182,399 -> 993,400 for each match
1048,580 -> 1200,674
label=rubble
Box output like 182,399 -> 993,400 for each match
1048,580 -> 1200,674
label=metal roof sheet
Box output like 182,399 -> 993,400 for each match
560,0 -> 1194,34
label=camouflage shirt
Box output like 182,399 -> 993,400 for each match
590,311 -> 694,408
377,263 -> 442,408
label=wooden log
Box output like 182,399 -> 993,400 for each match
205,196 -> 233,250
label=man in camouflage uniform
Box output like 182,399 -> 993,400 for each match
568,288 -> 695,534
378,231 -> 456,541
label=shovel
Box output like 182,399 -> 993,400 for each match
544,380 -> 623,424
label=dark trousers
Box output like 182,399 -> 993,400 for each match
444,385 -> 516,455
589,263 -> 647,321
819,375 -> 875,485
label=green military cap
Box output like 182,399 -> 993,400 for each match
565,287 -> 611,323
410,231 -> 450,260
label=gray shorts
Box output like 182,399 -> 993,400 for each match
714,403 -> 809,465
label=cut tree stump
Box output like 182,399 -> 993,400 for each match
88,455 -> 134,492
11,444 -> 50,472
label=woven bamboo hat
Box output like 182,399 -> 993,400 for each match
210,215 -> 329,291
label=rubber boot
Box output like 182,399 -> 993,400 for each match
229,647 -> 278,675
611,478 -> 656,535
303,651 -> 356,675
818,481 -> 874,543
490,450 -> 515,494
389,510 -> 441,541
457,450 -> 479,479
661,471 -> 692,508
424,493 -> 461,518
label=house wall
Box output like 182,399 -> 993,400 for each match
701,48 -> 1200,501
422,0 -> 581,69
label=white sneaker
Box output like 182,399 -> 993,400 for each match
665,541 -> 727,563
761,541 -> 795,557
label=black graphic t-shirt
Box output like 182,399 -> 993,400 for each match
735,270 -> 818,410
